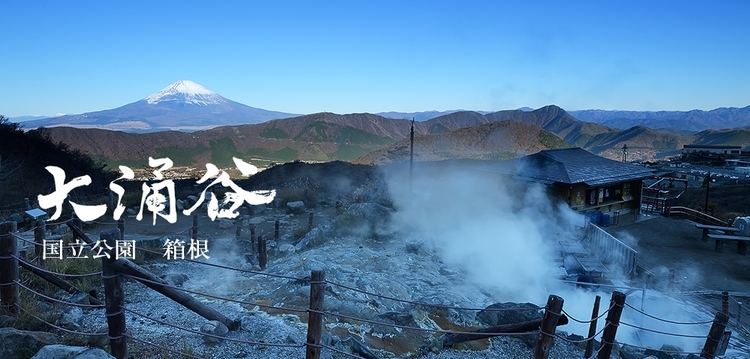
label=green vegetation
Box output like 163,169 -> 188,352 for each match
333,144 -> 370,161
538,131 -> 569,149
209,137 -> 242,167
428,123 -> 449,134
155,144 -> 209,166
259,126 -> 289,139
0,116 -> 116,207
294,122 -> 330,142
245,147 -> 299,162
335,127 -> 395,145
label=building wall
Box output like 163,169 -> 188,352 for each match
683,146 -> 741,155
559,180 -> 643,215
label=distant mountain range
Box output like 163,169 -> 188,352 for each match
569,106 -> 750,133
10,80 -> 750,166
376,110 -> 493,122
21,80 -> 298,132
33,104 -> 750,169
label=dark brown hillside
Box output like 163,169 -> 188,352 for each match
484,105 -> 615,147
34,127 -> 195,160
420,111 -> 491,130
692,128 -> 750,146
354,120 -> 569,165
583,125 -> 693,160
257,112 -> 414,139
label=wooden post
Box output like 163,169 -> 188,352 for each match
34,219 -> 45,264
721,291 -> 729,316
598,291 -> 626,359
17,257 -> 102,306
534,294 -> 564,359
274,220 -> 280,241
236,225 -> 242,241
117,219 -> 125,241
66,222 -> 240,330
258,236 -> 267,270
306,270 -> 325,359
249,224 -> 257,258
0,221 -> 19,313
701,311 -> 730,359
192,214 -> 198,240
308,212 -> 314,231
72,216 -> 83,242
24,198 -> 30,211
584,295 -> 602,358
101,229 -> 127,359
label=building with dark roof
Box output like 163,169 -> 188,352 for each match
683,145 -> 742,156
480,148 -> 654,214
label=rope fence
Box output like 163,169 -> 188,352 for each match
0,218 -> 737,359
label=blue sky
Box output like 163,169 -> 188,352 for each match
2,1 -> 748,117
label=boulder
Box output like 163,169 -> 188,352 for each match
249,204 -> 266,215
476,302 -> 542,327
244,217 -> 265,226
294,224 -> 331,251
8,213 -> 24,224
57,306 -> 84,331
186,195 -> 200,205
335,202 -> 395,237
161,273 -> 189,287
0,328 -> 59,359
31,344 -> 114,359
200,320 -> 229,345
286,201 -> 306,214
217,219 -> 235,229
278,244 -> 296,255
175,199 -> 185,211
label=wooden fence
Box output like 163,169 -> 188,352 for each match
0,218 -> 737,359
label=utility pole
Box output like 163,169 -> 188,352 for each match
704,163 -> 711,212
410,118 -> 414,193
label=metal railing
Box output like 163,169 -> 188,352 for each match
583,223 -> 639,278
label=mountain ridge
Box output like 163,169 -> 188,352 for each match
21,80 -> 298,132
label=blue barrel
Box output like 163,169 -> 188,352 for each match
601,214 -> 611,227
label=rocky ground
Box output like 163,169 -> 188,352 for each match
3,161 -> 750,358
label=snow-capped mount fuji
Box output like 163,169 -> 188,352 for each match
145,80 -> 227,106
23,80 -> 297,133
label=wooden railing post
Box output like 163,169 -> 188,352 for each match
117,219 -> 125,241
701,311 -> 729,358
534,294 -> 564,359
248,224 -> 257,258
34,219 -> 45,264
0,221 -> 19,313
584,295 -> 602,358
721,291 -> 729,316
274,220 -> 280,241
598,291 -> 626,359
72,216 -> 83,242
306,270 -> 325,359
192,214 -> 198,240
258,235 -> 267,270
101,229 -> 127,359
308,212 -> 314,231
